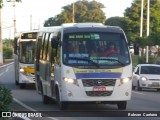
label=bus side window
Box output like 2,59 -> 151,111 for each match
40,34 -> 46,59
49,34 -> 55,77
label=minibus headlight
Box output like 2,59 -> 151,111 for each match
63,77 -> 79,86
120,77 -> 132,85
140,76 -> 147,81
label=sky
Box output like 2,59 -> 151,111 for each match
1,0 -> 133,39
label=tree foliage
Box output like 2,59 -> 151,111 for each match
44,0 -> 106,26
0,0 -> 21,8
105,17 -> 125,29
123,0 -> 160,46
0,85 -> 12,111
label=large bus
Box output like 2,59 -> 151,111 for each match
35,23 -> 132,110
14,31 -> 38,89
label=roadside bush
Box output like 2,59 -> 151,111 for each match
3,46 -> 13,59
138,56 -> 154,64
0,85 -> 12,111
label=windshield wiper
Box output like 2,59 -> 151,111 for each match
66,57 -> 99,67
93,58 -> 125,66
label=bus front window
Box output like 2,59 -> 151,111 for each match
19,41 -> 35,64
62,32 -> 130,68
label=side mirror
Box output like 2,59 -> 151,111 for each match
51,37 -> 59,48
134,43 -> 139,55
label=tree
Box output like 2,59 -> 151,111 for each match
105,17 -> 125,29
123,0 -> 160,46
0,0 -> 21,8
44,0 -> 106,26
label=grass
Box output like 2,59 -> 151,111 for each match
131,54 -> 160,67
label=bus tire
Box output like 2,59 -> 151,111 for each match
37,78 -> 42,94
41,84 -> 50,104
15,80 -> 19,85
15,74 -> 19,85
117,101 -> 127,110
56,87 -> 67,110
42,94 -> 50,104
157,88 -> 160,92
19,83 -> 26,89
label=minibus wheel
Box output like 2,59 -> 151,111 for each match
42,86 -> 50,104
117,101 -> 127,110
55,87 -> 67,110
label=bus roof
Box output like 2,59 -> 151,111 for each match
61,23 -> 123,33
62,23 -> 104,28
40,26 -> 61,32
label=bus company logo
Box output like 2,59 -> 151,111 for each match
97,80 -> 102,85
2,112 -> 11,117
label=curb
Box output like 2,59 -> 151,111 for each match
0,62 -> 14,69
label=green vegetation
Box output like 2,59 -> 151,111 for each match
132,54 -> 158,67
0,85 -> 12,111
43,0 -> 160,48
2,39 -> 14,59
3,45 -> 13,59
0,0 -> 21,8
44,0 -> 106,26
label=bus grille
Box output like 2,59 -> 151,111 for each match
82,79 -> 116,96
86,91 -> 112,96
82,79 -> 116,87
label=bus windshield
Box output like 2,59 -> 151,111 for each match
62,32 -> 130,68
19,41 -> 35,64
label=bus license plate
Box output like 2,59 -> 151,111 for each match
93,86 -> 106,91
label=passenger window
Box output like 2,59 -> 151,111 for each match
43,33 -> 49,60
40,34 -> 46,59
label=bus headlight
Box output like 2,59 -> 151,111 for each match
63,77 -> 79,86
19,68 -> 24,72
120,77 -> 132,85
140,76 -> 147,81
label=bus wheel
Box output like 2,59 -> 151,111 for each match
42,94 -> 50,104
117,101 -> 127,110
15,75 -> 19,85
56,88 -> 67,110
41,88 -> 50,104
59,102 -> 68,110
15,80 -> 19,85
157,88 -> 160,92
19,83 -> 26,89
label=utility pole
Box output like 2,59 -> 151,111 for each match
30,14 -> 32,30
140,0 -> 144,37
7,0 -> 16,37
0,3 -> 3,64
72,3 -> 75,23
147,0 -> 150,36
13,0 -> 16,36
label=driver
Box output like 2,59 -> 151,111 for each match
103,42 -> 119,57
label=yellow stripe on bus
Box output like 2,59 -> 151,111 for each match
23,67 -> 35,74
73,68 -> 123,73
